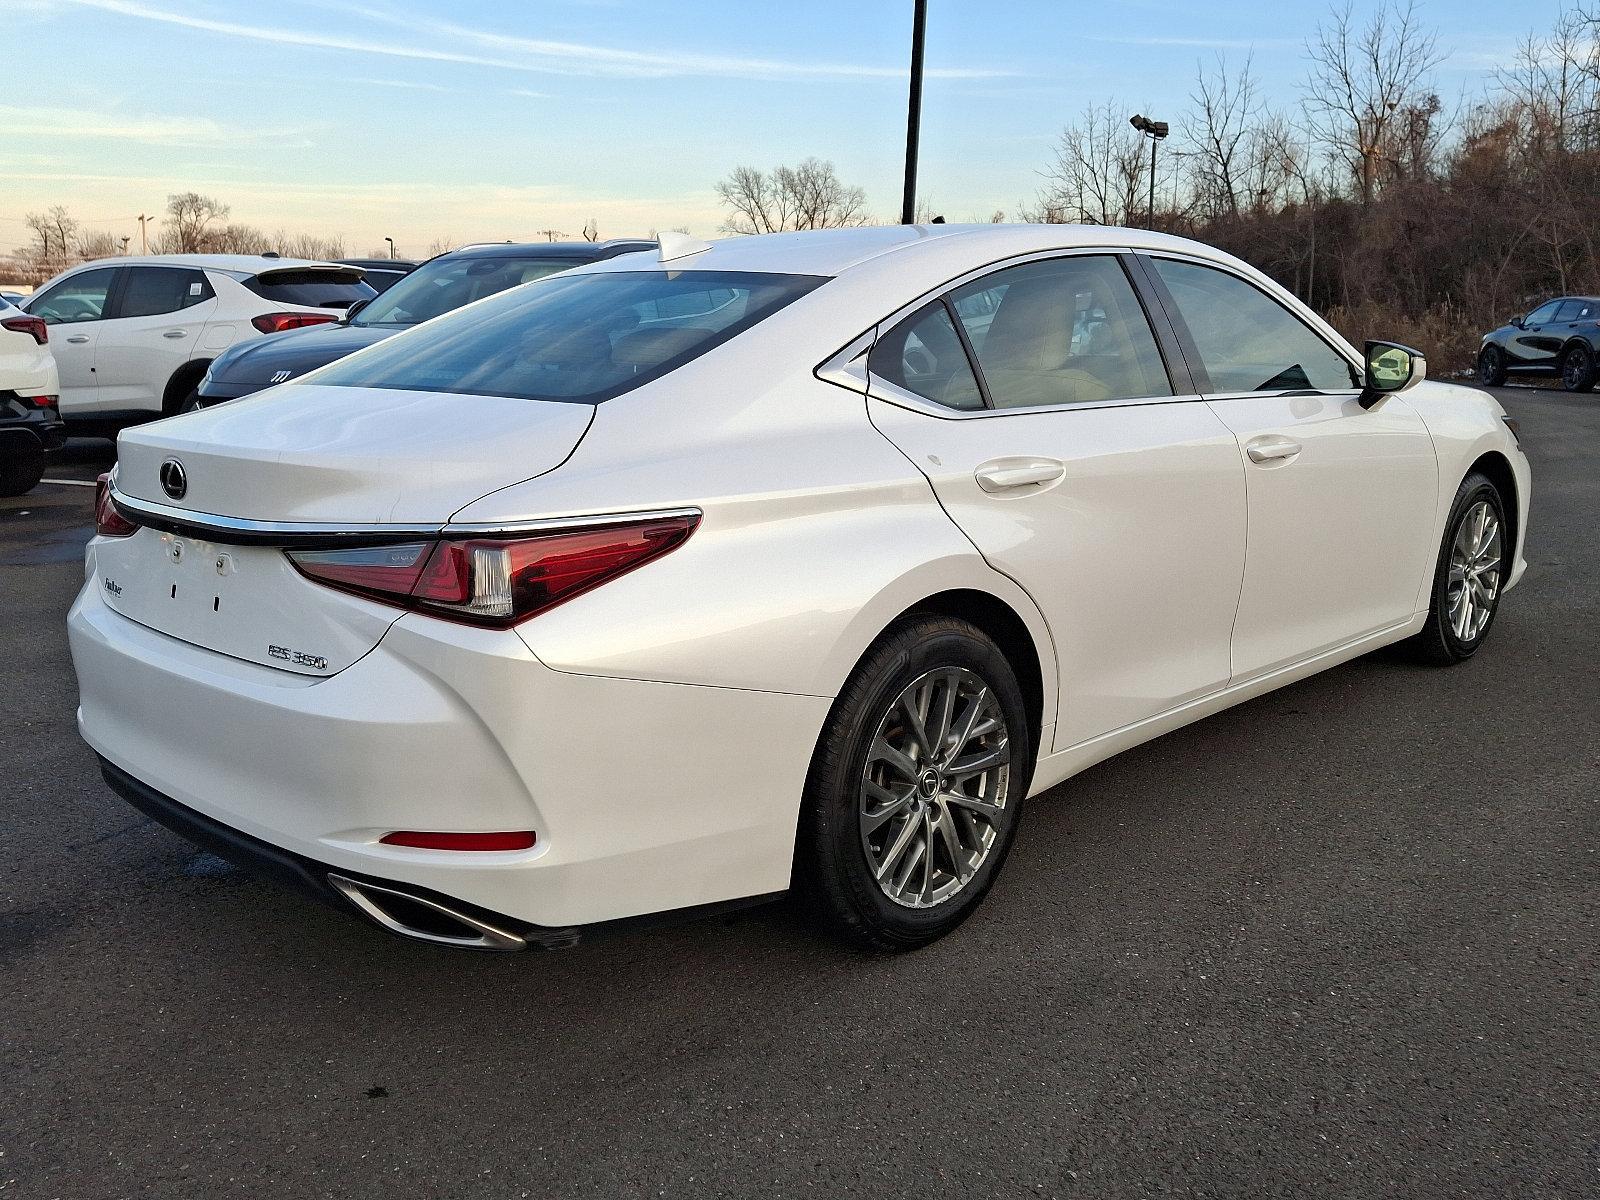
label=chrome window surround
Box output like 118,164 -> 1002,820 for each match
107,484 -> 701,549
815,245 -> 1365,420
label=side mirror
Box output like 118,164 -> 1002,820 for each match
1359,340 -> 1425,409
1509,314 -> 1526,329
342,298 -> 369,322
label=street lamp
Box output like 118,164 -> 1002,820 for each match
384,236 -> 396,260
1129,114 -> 1169,231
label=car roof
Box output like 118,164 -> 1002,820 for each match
339,258 -> 419,271
572,223 -> 1260,281
447,239 -> 654,260
59,254 -> 352,276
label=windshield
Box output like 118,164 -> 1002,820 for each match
314,269 -> 824,404
353,254 -> 584,326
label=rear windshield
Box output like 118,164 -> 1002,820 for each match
353,255 -> 583,327
244,270 -> 375,309
313,270 -> 824,404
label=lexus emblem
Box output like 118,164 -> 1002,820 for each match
159,458 -> 188,500
270,370 -> 293,384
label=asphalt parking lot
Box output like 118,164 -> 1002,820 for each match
2,386 -> 1595,1198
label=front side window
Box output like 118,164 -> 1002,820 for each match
950,255 -> 1172,409
868,301 -> 984,411
1151,258 -> 1357,393
1524,300 -> 1561,326
117,267 -> 212,318
313,269 -> 823,403
354,255 -> 582,327
29,267 -> 118,324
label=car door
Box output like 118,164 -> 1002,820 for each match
92,265 -> 218,414
1140,254 -> 1439,680
24,266 -> 120,416
864,252 -> 1247,754
1508,300 -> 1563,368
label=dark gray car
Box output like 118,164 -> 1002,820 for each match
195,240 -> 654,407
1478,296 -> 1599,392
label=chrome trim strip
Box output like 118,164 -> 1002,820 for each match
867,375 -> 1204,420
109,486 -> 701,547
327,874 -> 527,952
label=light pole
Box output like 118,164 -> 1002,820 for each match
383,236 -> 396,260
900,0 -> 927,225
1129,114 -> 1169,230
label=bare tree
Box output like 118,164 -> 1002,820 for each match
161,192 -> 230,253
1027,102 -> 1148,225
715,158 -> 869,234
1189,55 -> 1260,219
76,230 -> 122,259
581,217 -> 599,241
428,236 -> 459,256
25,206 -> 80,261
1303,1 -> 1445,203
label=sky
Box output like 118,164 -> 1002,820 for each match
0,0 -> 1581,257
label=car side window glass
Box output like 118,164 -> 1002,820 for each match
868,301 -> 984,411
117,267 -> 211,319
1525,301 -> 1561,326
28,267 -> 118,325
949,255 -> 1172,409
1552,300 -> 1584,322
1151,257 -> 1358,393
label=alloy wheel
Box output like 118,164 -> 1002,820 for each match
1447,499 -> 1502,643
859,667 -> 1011,909
1562,347 -> 1591,390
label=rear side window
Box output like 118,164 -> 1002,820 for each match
116,266 -> 213,318
950,255 -> 1172,408
1151,258 -> 1358,393
868,302 -> 984,410
312,270 -> 824,403
244,270 -> 375,309
1553,299 -> 1594,322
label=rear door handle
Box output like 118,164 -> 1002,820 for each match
1245,435 -> 1303,464
66,334 -> 90,344
163,330 -> 188,339
974,457 -> 1066,493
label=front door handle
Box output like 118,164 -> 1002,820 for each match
163,330 -> 188,339
1245,435 -> 1303,464
66,334 -> 90,344
974,457 -> 1066,493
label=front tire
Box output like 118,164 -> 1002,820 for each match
1477,345 -> 1507,388
800,616 -> 1032,951
0,441 -> 46,497
1559,343 -> 1596,392
1404,473 -> 1508,665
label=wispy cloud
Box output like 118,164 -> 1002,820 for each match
347,77 -> 453,93
58,0 -> 1014,81
0,103 -> 307,146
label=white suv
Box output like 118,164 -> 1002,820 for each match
24,256 -> 374,430
0,298 -> 61,495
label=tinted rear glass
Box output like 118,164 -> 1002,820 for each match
313,270 -> 824,404
354,255 -> 584,326
244,270 -> 375,309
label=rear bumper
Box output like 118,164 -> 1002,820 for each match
69,571 -> 831,930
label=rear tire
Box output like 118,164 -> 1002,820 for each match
1477,345 -> 1507,388
1559,343 -> 1596,392
0,441 -> 46,497
1403,472 -> 1508,665
799,616 -> 1032,951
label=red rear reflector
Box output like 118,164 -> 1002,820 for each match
380,830 -> 537,851
31,393 -> 57,408
1,314 -> 48,345
252,312 -> 339,334
94,473 -> 139,538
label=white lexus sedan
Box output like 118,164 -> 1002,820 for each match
69,225 -> 1530,952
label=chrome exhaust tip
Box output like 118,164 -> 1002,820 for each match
327,873 -> 528,952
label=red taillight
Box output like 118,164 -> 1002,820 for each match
286,514 -> 698,626
1,314 -> 48,345
31,394 -> 57,408
251,312 -> 339,334
380,830 -> 537,851
94,473 -> 139,538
